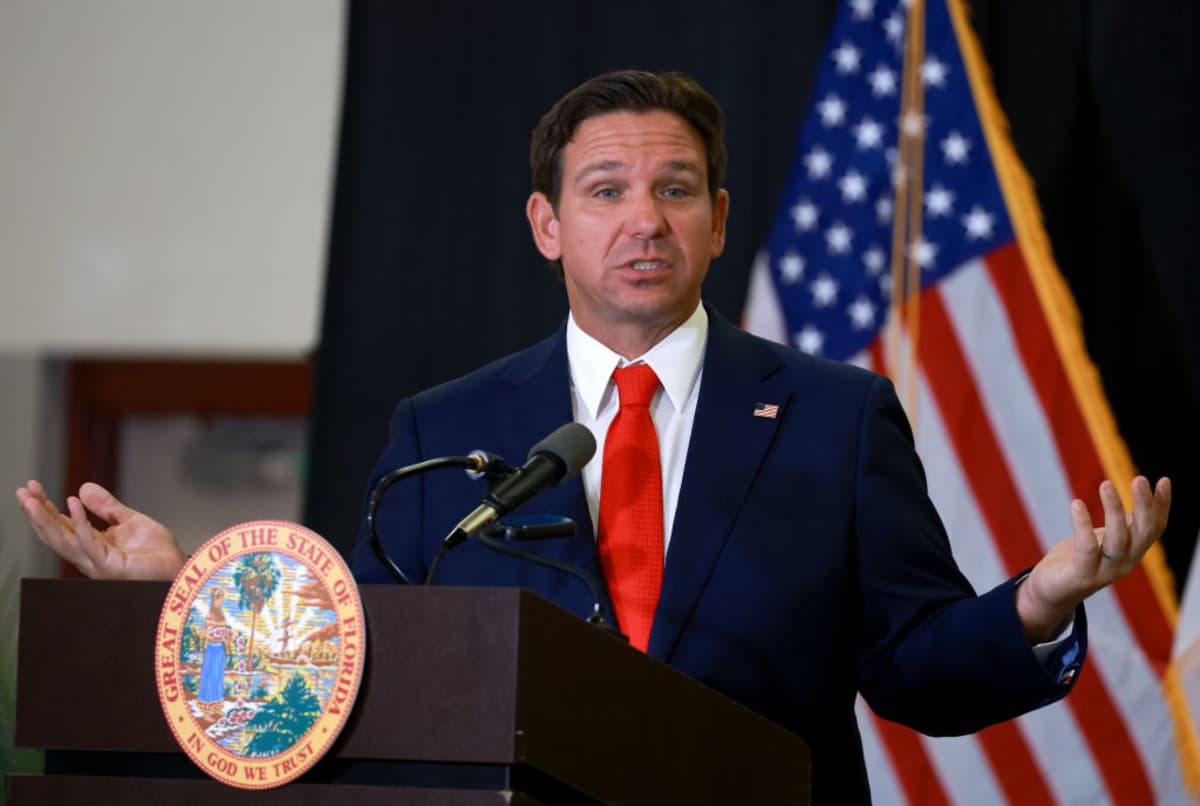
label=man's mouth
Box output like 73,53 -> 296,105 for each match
628,260 -> 668,271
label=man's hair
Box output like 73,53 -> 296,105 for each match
530,69 -> 727,209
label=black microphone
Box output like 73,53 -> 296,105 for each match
444,423 -> 595,548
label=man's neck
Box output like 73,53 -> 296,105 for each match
571,310 -> 698,360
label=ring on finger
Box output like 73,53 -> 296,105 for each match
1101,551 -> 1127,562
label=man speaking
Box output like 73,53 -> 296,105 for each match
16,70 -> 1172,803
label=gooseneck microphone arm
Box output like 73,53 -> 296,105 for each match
475,532 -> 610,626
368,424 -> 594,587
443,423 -> 597,548
366,452 -> 509,585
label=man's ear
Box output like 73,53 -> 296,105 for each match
710,188 -> 730,258
526,192 -> 562,261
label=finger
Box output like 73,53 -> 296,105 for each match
16,482 -> 42,510
1070,499 -> 1101,569
1127,476 -> 1171,562
25,494 -> 92,572
20,490 -> 69,537
1128,476 -> 1156,547
78,482 -> 135,526
1098,480 -> 1131,562
42,495 -> 62,518
24,480 -> 63,517
1151,477 -> 1172,536
65,496 -> 105,576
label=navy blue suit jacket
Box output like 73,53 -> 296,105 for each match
350,310 -> 1083,803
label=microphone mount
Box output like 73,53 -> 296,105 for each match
366,451 -> 512,585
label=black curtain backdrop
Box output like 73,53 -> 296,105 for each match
306,0 -> 1199,590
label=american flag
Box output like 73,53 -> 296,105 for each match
742,0 -> 1199,803
753,402 -> 780,419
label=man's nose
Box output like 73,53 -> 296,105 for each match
625,191 -> 668,240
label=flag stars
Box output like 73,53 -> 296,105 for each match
826,221 -> 854,254
868,65 -> 898,97
850,0 -> 875,20
817,94 -> 847,127
791,199 -> 820,232
804,146 -> 834,180
863,246 -> 886,275
833,42 -> 862,74
796,325 -> 825,356
848,296 -> 877,330
962,205 -> 996,240
925,184 -> 955,217
876,196 -> 894,224
811,273 -> 839,308
853,117 -> 885,150
839,169 -> 869,203
883,12 -> 904,46
778,251 -> 805,283
941,131 -> 971,164
922,56 -> 949,88
911,236 -> 938,268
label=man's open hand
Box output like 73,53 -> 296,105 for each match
15,479 -> 185,581
1016,476 -> 1171,643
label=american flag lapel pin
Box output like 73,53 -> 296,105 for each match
753,402 -> 779,419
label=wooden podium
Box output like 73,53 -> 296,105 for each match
11,579 -> 810,804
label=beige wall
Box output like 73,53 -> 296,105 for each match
0,3 -> 344,789
0,0 -> 343,355
0,356 -> 64,787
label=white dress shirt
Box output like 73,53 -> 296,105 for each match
566,303 -> 707,556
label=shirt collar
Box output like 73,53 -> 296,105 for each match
566,303 -> 708,418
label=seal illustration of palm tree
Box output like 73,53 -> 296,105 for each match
233,553 -> 281,687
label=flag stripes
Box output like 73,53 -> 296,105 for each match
888,339 -> 1110,806
872,712 -> 952,805
921,729 -> 1010,806
983,722 -> 1058,804
925,272 -> 1155,803
742,0 -> 1197,798
855,696 -> 912,804
849,263 -> 1189,803
869,326 -> 1060,805
985,245 -> 1175,669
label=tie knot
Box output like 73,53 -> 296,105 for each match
613,363 -> 660,408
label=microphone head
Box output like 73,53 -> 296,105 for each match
528,422 -> 596,480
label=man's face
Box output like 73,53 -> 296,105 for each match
526,110 -> 729,353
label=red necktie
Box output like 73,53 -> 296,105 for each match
597,363 -> 664,652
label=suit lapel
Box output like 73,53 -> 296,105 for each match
647,312 -> 791,661
490,325 -> 576,474
487,326 -> 610,616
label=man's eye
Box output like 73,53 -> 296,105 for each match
594,187 -> 618,199
663,187 -> 690,198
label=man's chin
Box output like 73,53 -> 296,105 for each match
609,299 -> 696,331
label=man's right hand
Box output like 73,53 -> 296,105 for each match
15,480 -> 185,581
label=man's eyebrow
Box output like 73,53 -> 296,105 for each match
573,160 -> 625,186
572,159 -> 704,187
662,160 -> 703,176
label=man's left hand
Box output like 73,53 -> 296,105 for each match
1016,476 -> 1171,644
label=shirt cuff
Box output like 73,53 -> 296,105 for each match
1031,619 -> 1075,663
1016,573 -> 1081,686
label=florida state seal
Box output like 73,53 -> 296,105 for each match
154,520 -> 365,789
